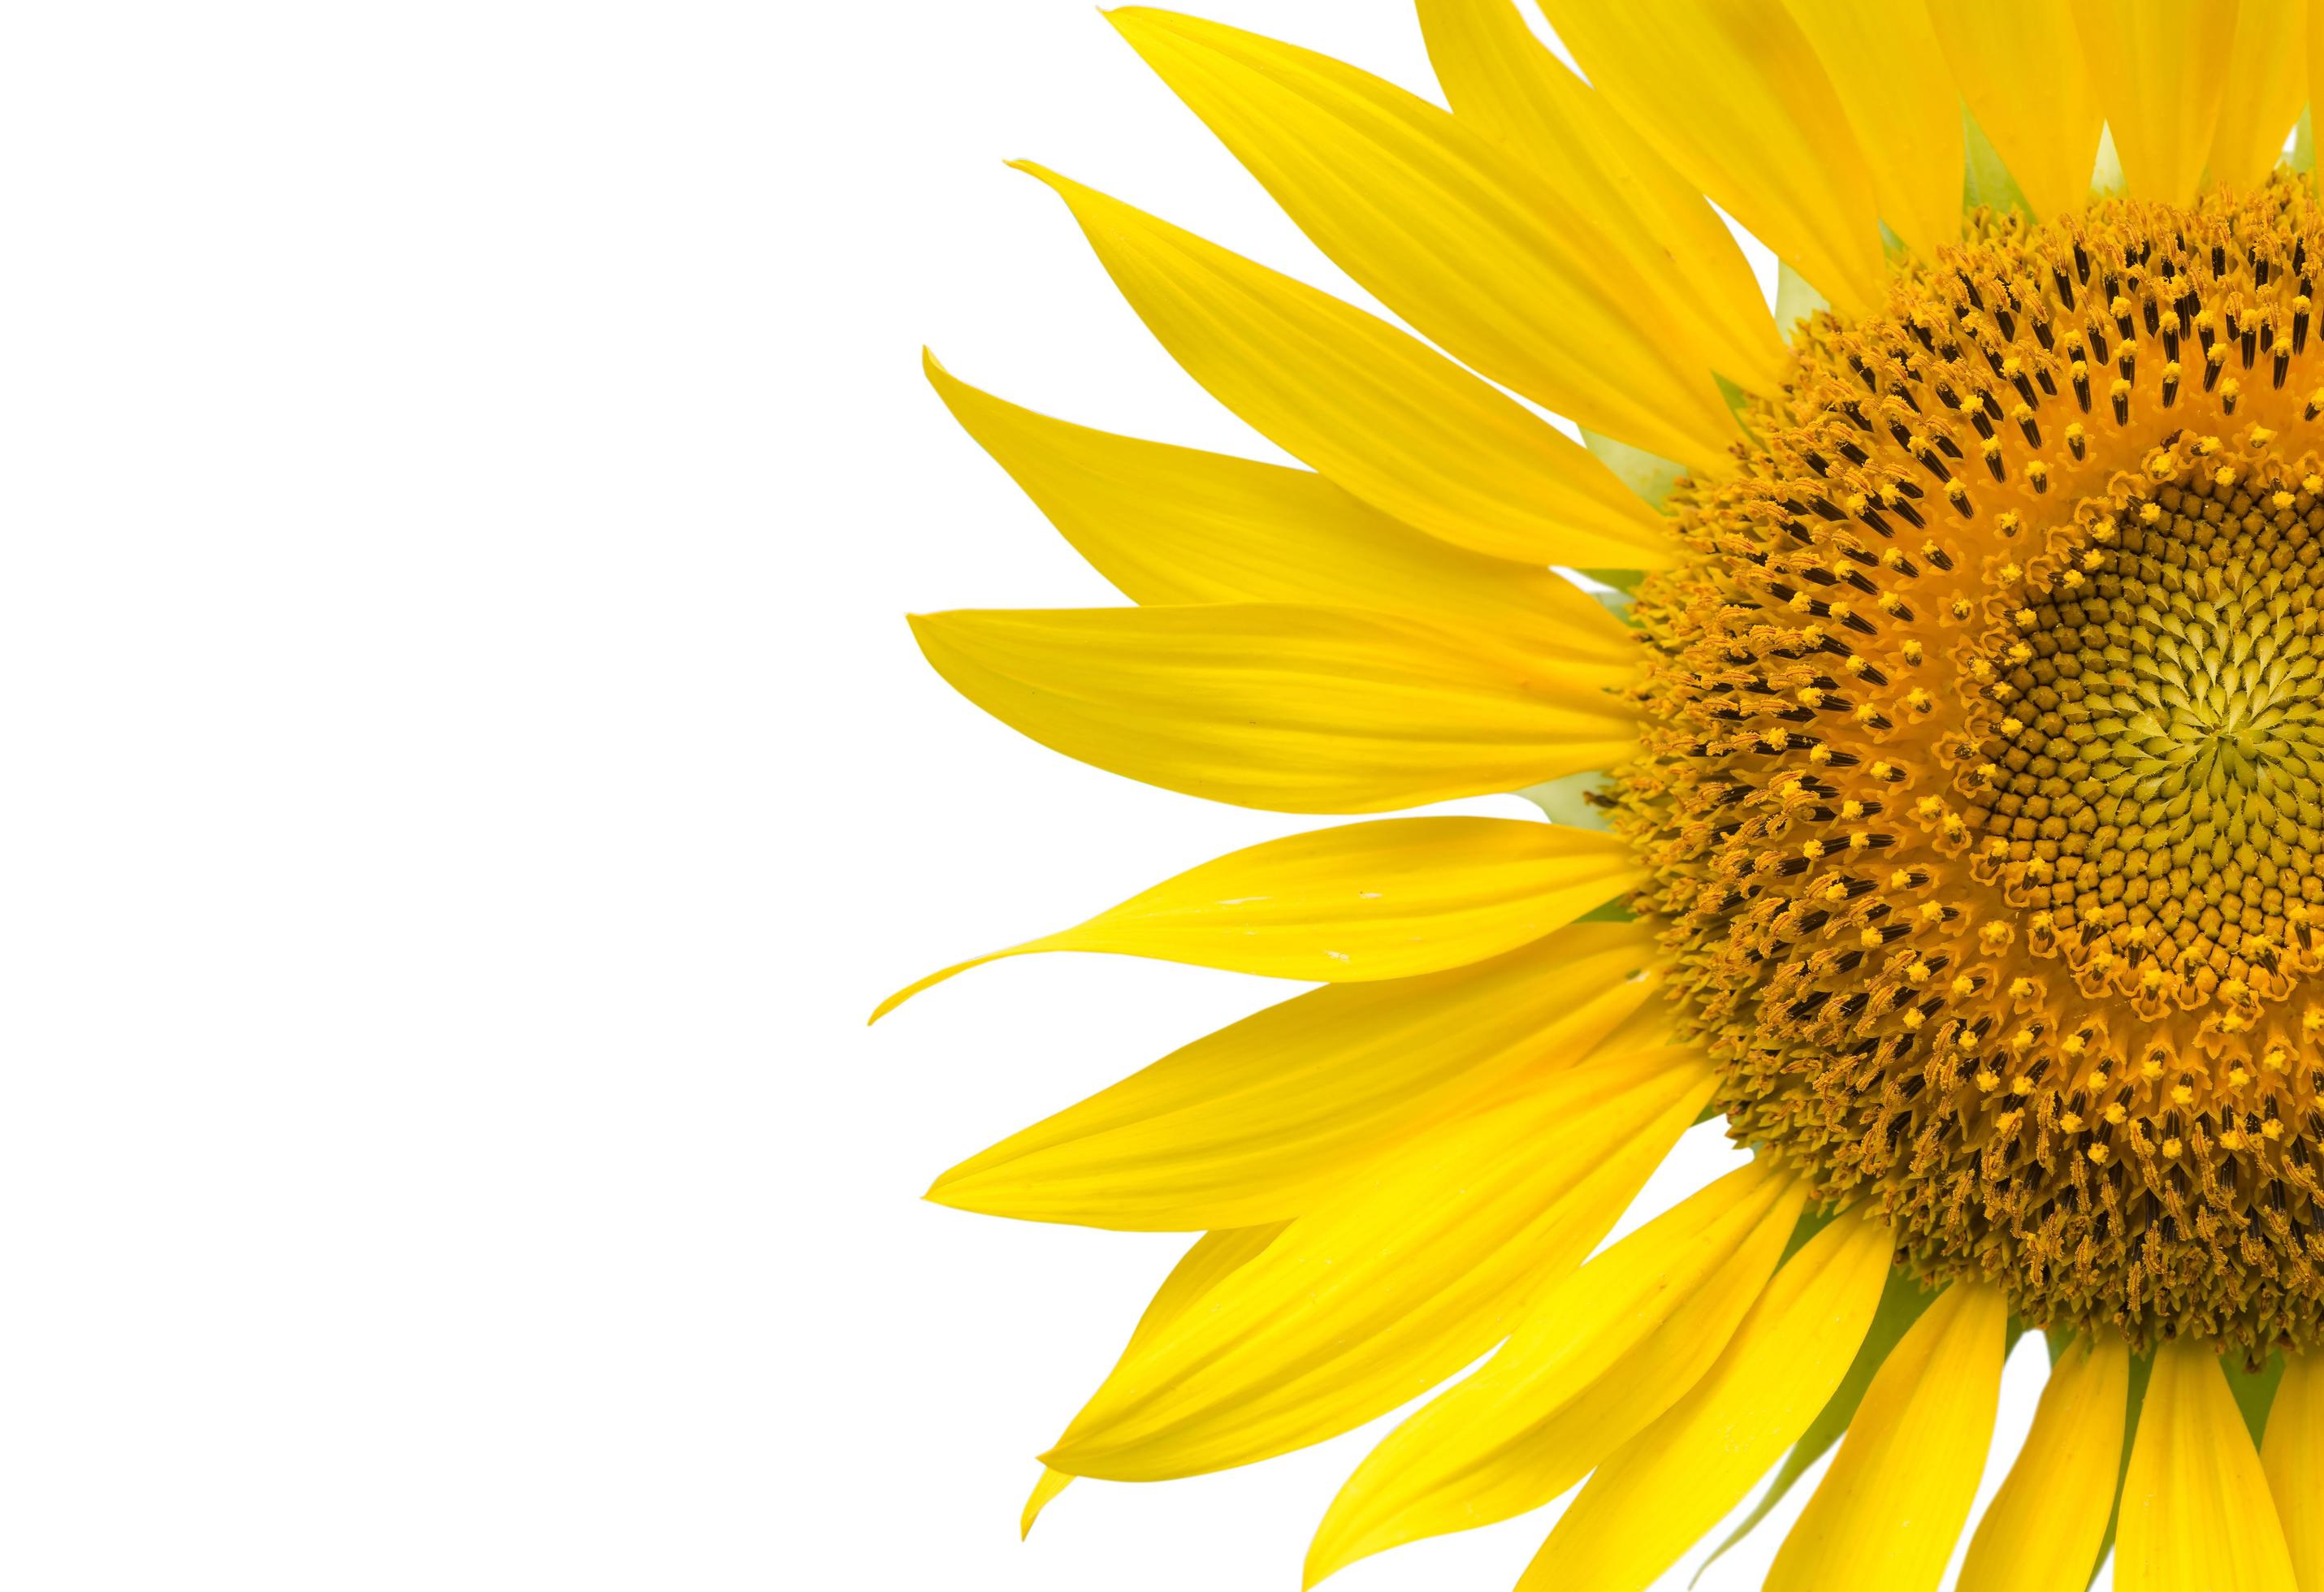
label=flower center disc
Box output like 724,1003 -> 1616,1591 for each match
1619,182 -> 2324,1355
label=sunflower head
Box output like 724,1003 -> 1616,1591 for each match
1620,181 -> 2324,1359
894,2 -> 2324,1587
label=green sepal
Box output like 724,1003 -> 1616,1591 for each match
1590,589 -> 1636,625
1775,262 -> 1830,344
1960,104 -> 2032,222
1568,569 -> 1641,627
2227,1350 -> 2285,1445
1582,429 -> 1688,512
1520,770 -> 1616,830
1775,1201 -> 1840,1267
2296,107 -> 2314,176
2090,126 -> 2125,198
1691,1268 -> 1939,1583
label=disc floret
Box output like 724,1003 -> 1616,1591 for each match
1618,181 -> 2324,1356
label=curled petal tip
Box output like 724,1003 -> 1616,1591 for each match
868,973 -> 933,1025
1019,1466 -> 1072,1538
871,946 -> 1015,1024
1006,159 -> 1072,197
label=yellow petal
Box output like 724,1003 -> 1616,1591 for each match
1928,0 -> 2105,221
1764,1279 -> 2008,1592
921,353 -> 1634,670
1413,0 -> 1783,394
902,603 -> 1638,819
1956,1334 -> 2131,1592
1536,0 -> 1885,316
2070,0 -> 2241,205
1523,1206 -> 1895,1592
1018,1466 -> 1072,1538
1041,1047 -> 1715,1481
1781,0 -> 1964,259
877,816 -> 1643,1020
2208,0 -> 2307,190
1024,1222 -> 1288,1537
2262,1350 -> 2324,1592
1305,1160 -> 1804,1585
1015,162 -> 1671,569
2313,6 -> 2324,200
1105,7 -> 1738,466
2117,1339 -> 2300,1592
929,921 -> 1666,1231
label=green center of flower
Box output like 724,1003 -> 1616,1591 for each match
1962,475 -> 2324,1017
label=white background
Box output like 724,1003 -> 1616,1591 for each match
0,2 -> 2065,1589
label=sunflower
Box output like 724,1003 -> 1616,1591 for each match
876,2 -> 2324,1587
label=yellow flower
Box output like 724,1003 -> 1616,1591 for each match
879,2 -> 2324,1587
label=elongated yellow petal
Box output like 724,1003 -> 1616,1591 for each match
1106,8 -> 1738,466
930,921 -> 1665,1231
1928,1 -> 2105,221
1019,1466 -> 1072,1538
1041,1048 -> 1715,1481
903,603 -> 1638,819
1523,1207 -> 1895,1592
1764,1279 -> 2007,1592
2118,1339 -> 2299,1592
2070,0 -> 2240,205
1782,0 -> 1963,260
1536,0 -> 1885,316
1136,1230 -> 1286,1339
1305,1161 -> 1803,1585
922,353 -> 1634,670
2313,4 -> 2324,201
2207,0 -> 2306,190
1015,162 -> 1671,569
2262,1351 -> 2324,1591
1956,1334 -> 2131,1592
1414,0 -> 1782,394
1024,1222 -> 1288,1537
877,816 -> 1642,1020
